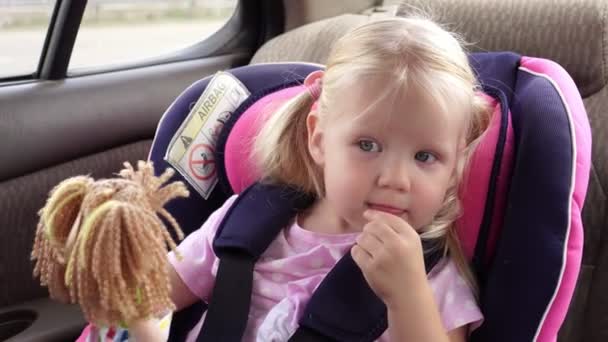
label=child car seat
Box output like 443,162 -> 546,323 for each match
148,52 -> 591,341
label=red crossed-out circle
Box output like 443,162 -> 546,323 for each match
188,143 -> 216,181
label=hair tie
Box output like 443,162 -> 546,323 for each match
307,79 -> 322,100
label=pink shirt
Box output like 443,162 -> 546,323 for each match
169,196 -> 483,341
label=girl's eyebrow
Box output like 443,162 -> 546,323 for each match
426,138 -> 458,158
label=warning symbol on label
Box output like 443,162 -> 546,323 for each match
188,144 -> 216,181
180,136 -> 193,149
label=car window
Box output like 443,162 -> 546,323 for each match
0,0 -> 237,79
0,0 -> 56,79
69,0 -> 237,72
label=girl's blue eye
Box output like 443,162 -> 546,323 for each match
415,151 -> 436,163
358,140 -> 381,152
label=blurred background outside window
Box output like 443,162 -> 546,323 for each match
0,0 -> 238,78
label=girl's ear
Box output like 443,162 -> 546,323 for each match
304,70 -> 324,88
305,70 -> 325,165
306,112 -> 324,166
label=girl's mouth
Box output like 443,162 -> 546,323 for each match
366,203 -> 407,216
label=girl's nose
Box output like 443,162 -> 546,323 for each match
377,159 -> 411,192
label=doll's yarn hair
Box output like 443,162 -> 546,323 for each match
31,161 -> 189,327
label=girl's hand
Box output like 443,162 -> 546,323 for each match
351,209 -> 428,309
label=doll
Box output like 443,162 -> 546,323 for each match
31,161 -> 188,328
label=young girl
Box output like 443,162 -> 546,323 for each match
133,15 -> 490,342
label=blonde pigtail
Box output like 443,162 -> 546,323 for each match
253,89 -> 323,195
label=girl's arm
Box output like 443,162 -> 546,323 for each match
386,274 -> 452,342
129,266 -> 199,341
448,326 -> 468,342
168,265 -> 199,311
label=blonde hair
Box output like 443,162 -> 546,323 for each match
253,16 -> 491,294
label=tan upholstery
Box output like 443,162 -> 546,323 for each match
251,14 -> 372,65
251,1 -> 607,341
283,0 -> 377,30
388,0 -> 607,97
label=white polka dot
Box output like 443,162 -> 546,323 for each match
445,290 -> 455,305
271,259 -> 286,268
272,273 -> 285,282
310,257 -> 324,268
329,249 -> 343,261
260,286 -> 273,296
